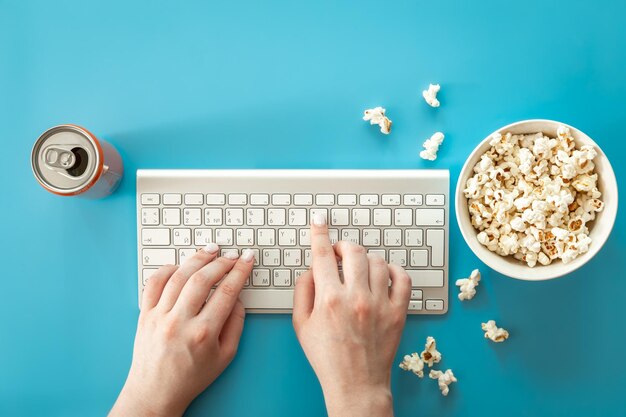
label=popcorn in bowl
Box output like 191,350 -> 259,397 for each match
463,126 -> 604,267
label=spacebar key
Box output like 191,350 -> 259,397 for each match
240,289 -> 294,310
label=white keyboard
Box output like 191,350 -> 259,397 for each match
136,170 -> 449,314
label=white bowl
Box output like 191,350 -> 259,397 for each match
455,119 -> 618,280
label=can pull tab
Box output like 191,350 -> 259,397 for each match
44,147 -> 76,169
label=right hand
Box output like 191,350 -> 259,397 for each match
292,215 -> 411,417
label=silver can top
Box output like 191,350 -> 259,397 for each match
31,125 -> 101,195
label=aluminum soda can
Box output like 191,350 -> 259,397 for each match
31,124 -> 123,198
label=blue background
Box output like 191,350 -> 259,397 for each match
1,0 -> 625,416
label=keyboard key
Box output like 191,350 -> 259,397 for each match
394,208 -> 413,226
328,229 -> 339,244
367,249 -> 386,261
331,209 -> 350,226
142,268 -> 158,285
294,194 -> 313,205
426,229 -> 445,267
389,250 -> 407,267
214,229 -> 233,246
352,208 -> 371,226
141,228 -> 170,246
373,208 -> 392,226
406,270 -> 444,287
185,194 -> 203,205
338,194 -> 357,206
250,249 -> 260,266
303,249 -> 312,266
162,208 -> 181,226
272,194 -> 291,205
142,249 -> 175,266
426,299 -> 444,311
299,229 -> 311,246
382,194 -> 401,205
173,228 -> 191,246
141,208 -> 159,225
250,194 -> 269,205
404,194 -> 423,206
278,229 -> 297,246
179,248 -> 196,264
225,208 -> 244,226
163,193 -> 182,205
204,208 -> 223,225
405,229 -> 423,246
268,208 -> 286,226
236,228 -> 254,245
252,270 -> 271,287
426,194 -> 445,206
359,194 -> 379,206
415,209 -> 445,226
289,209 -> 307,226
384,229 -> 402,246
228,194 -> 247,205
221,248 -> 239,258
257,229 -> 276,246
410,250 -> 429,267
362,229 -> 381,246
294,269 -> 307,281
246,208 -> 264,226
206,194 -> 226,205
273,269 -> 291,287
410,289 -> 423,299
262,249 -> 281,266
194,228 -> 212,245
141,193 -> 160,205
408,300 -> 423,310
240,289 -> 294,308
284,249 -> 302,266
310,208 -> 328,224
341,229 -> 359,244
183,208 -> 202,225
316,194 -> 335,205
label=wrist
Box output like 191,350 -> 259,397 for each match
322,383 -> 394,417
109,379 -> 187,417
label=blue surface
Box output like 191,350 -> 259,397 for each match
1,0 -> 625,416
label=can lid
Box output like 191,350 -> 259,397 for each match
31,125 -> 101,194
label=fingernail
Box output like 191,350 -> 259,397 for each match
313,213 -> 326,226
241,249 -> 255,263
224,251 -> 240,260
203,242 -> 219,254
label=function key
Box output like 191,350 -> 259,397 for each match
382,194 -> 401,205
206,194 -> 226,205
162,193 -> 181,205
316,194 -> 335,206
141,193 -> 160,205
272,194 -> 291,205
403,194 -> 423,206
250,194 -> 269,205
184,194 -> 203,205
359,194 -> 379,206
294,194 -> 313,206
338,194 -> 357,206
228,194 -> 247,205
426,194 -> 445,206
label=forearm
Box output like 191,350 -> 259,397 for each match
108,382 -> 185,417
322,385 -> 394,417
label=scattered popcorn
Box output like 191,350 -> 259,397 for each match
399,353 -> 424,378
481,320 -> 509,343
420,132 -> 445,161
422,83 -> 441,107
420,336 -> 442,367
363,107 -> 392,134
464,126 -> 604,267
429,369 -> 457,396
455,269 -> 481,301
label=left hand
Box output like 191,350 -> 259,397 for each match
109,245 -> 254,417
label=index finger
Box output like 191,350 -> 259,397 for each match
310,213 -> 340,289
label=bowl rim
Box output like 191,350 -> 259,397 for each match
455,119 -> 619,281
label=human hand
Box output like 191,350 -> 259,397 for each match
109,245 -> 255,417
292,216 -> 411,417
